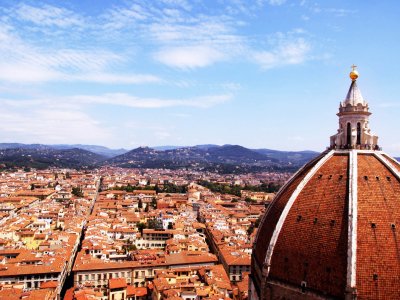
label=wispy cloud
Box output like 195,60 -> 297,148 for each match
326,8 -> 355,17
265,0 -> 287,6
1,0 -> 324,78
14,3 -> 85,27
253,31 -> 312,69
102,2 -> 246,69
0,91 -> 232,110
160,0 -> 192,11
154,45 -> 225,69
0,107 -> 110,145
0,90 -> 230,146
0,26 -> 160,84
69,93 -> 232,109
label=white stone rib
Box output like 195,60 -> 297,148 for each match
375,152 -> 400,181
346,150 -> 358,290
262,150 -> 334,276
254,152 -> 326,247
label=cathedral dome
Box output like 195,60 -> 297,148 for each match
250,68 -> 400,300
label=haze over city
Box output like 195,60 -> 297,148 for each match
1,0 -> 400,154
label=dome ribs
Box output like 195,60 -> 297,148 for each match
252,151 -> 400,299
381,154 -> 400,173
253,152 -> 327,267
250,72 -> 400,300
267,153 -> 349,297
356,153 -> 400,299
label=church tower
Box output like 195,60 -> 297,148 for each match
250,67 -> 400,300
330,66 -> 379,149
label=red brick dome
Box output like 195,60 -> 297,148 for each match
250,69 -> 400,300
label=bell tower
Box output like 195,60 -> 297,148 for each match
330,66 -> 379,149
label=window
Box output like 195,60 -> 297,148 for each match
347,123 -> 351,146
357,122 -> 361,145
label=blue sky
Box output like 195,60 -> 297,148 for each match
1,1 -> 400,154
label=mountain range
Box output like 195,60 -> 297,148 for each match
0,143 -> 321,173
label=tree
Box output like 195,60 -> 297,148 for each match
147,218 -> 162,230
245,197 -> 255,203
138,198 -> 143,209
137,222 -> 147,235
123,243 -> 137,253
72,187 -> 84,197
152,197 -> 157,208
247,224 -> 255,235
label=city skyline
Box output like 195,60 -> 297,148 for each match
1,1 -> 400,154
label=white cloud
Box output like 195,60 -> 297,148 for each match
101,3 -> 150,30
70,73 -> 161,84
326,8 -> 355,17
154,45 -> 225,69
0,91 -> 230,147
14,3 -> 85,27
102,2 -> 245,69
0,107 -> 110,145
160,0 -> 192,11
0,91 -> 231,112
69,93 -> 232,109
148,18 -> 245,68
253,32 -> 311,69
0,26 -> 160,84
301,15 -> 310,21
266,0 -> 287,6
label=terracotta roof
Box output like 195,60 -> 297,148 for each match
40,281 -> 59,289
127,286 -> 147,297
252,150 -> 400,299
109,278 -> 127,289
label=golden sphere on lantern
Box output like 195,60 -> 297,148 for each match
350,65 -> 358,81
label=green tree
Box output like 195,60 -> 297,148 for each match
245,197 -> 254,203
72,187 -> 84,197
138,198 -> 143,209
247,224 -> 255,235
137,222 -> 147,235
147,218 -> 162,230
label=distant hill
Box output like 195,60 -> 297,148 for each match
51,144 -> 127,157
253,148 -> 318,166
0,147 -> 106,169
0,143 -> 320,173
105,144 -> 320,173
151,145 -> 185,151
151,144 -> 219,151
0,143 -> 127,158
